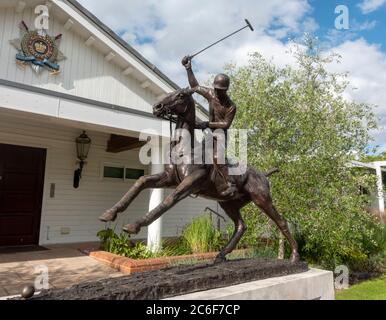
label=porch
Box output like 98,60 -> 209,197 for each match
352,160 -> 386,219
0,98 -> 218,250
0,243 -> 122,297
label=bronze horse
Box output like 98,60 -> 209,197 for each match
99,88 -> 299,263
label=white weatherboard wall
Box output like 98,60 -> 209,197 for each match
0,6 -> 157,114
0,2 -> 219,246
0,112 -> 220,245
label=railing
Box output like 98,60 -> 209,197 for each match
205,207 -> 226,231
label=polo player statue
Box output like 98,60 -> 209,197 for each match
182,56 -> 238,198
99,56 -> 300,264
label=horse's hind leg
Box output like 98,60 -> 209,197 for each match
215,201 -> 247,264
99,171 -> 174,222
253,196 -> 299,262
259,200 -> 299,262
245,174 -> 300,262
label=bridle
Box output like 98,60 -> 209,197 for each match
159,100 -> 189,123
157,98 -> 191,177
158,99 -> 190,148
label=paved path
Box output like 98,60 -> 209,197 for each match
0,246 -> 123,297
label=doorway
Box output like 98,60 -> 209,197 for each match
0,143 -> 46,246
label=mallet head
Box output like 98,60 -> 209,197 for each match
245,19 -> 254,32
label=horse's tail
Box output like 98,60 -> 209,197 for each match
265,168 -> 280,177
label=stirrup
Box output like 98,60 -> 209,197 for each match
220,184 -> 237,197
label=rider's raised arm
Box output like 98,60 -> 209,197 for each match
192,86 -> 212,100
186,67 -> 212,100
182,56 -> 212,100
182,56 -> 199,87
186,65 -> 199,88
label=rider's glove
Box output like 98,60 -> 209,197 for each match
181,56 -> 192,69
196,121 -> 210,130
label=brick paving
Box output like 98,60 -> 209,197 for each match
0,245 -> 123,297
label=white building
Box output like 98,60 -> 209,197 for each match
0,0 -> 220,248
351,161 -> 385,219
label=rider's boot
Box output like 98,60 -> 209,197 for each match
220,182 -> 238,197
217,164 -> 238,197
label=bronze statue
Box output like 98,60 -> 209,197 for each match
182,56 -> 237,197
100,85 -> 300,264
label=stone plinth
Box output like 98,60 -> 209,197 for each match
167,268 -> 335,300
16,258 -> 309,300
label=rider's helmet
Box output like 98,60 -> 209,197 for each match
213,73 -> 230,90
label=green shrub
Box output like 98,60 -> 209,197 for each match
182,215 -> 222,254
369,251 -> 386,274
169,258 -> 201,267
97,228 -> 153,259
227,247 -> 277,260
372,222 -> 386,251
97,228 -> 197,259
159,238 -> 191,257
290,219 -> 385,270
225,204 -> 276,249
366,225 -> 386,274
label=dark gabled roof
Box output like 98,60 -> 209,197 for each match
65,0 -> 209,116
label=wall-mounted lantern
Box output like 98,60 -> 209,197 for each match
73,131 -> 91,188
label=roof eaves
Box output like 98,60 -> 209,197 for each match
64,0 -> 209,116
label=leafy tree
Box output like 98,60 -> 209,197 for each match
362,152 -> 386,163
226,36 -> 384,269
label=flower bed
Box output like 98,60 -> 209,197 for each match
88,250 -> 249,274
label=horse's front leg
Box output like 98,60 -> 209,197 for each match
99,171 -> 173,222
123,169 -> 207,234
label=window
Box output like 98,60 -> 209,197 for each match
125,168 -> 145,180
103,165 -> 145,181
104,166 -> 124,179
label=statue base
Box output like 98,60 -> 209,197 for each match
23,258 -> 309,300
167,268 -> 335,300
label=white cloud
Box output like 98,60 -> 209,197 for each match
78,0 -> 312,86
353,19 -> 377,31
329,39 -> 386,148
324,19 -> 377,48
77,0 -> 386,150
358,0 -> 386,14
331,39 -> 386,119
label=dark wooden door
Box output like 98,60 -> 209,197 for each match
0,144 -> 46,246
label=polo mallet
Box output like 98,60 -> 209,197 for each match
189,19 -> 254,59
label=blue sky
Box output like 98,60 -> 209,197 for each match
78,0 -> 386,154
312,0 -> 386,46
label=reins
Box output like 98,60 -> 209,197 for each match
160,102 -> 189,162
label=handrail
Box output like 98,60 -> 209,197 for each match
205,207 -> 226,221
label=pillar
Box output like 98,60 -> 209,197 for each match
375,164 -> 385,219
147,143 -> 165,252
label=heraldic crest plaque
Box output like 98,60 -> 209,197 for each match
10,20 -> 66,75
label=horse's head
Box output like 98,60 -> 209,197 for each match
153,88 -> 194,120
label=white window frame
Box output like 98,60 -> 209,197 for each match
100,162 -> 146,182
